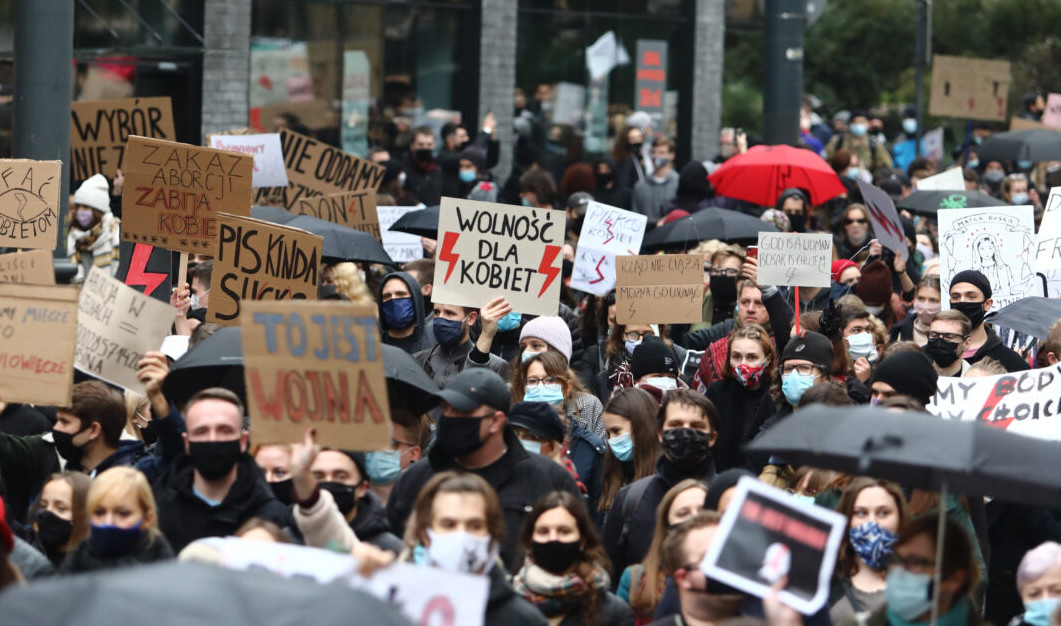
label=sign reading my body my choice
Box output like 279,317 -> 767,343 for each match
432,197 -> 564,317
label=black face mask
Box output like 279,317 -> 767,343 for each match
414,149 -> 434,163
924,337 -> 961,367
788,214 -> 807,232
52,429 -> 86,468
140,421 -> 159,447
188,439 -> 242,481
950,300 -> 986,330
709,274 -> 738,304
531,540 -> 582,575
457,139 -> 472,152
434,415 -> 489,458
562,258 -> 574,279
595,171 -> 614,189
628,142 -> 643,154
269,479 -> 294,506
661,428 -> 713,469
320,482 -> 357,516
35,510 -> 73,555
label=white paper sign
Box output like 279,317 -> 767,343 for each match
1034,188 -> 1061,272
922,128 -> 945,163
756,232 -> 832,288
857,180 -> 908,260
378,205 -> 425,263
916,166 -> 964,191
586,31 -> 630,81
928,364 -> 1061,441
209,133 -> 289,189
552,82 -> 587,127
570,202 -> 647,296
938,205 -> 1036,312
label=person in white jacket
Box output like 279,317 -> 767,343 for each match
67,173 -> 120,283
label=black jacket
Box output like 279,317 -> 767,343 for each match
386,427 -> 582,572
0,403 -> 52,436
968,325 -> 1030,372
485,564 -> 549,626
59,533 -> 174,574
152,453 -> 297,553
351,490 -> 404,554
985,501 -> 1061,626
403,156 -> 442,205
705,378 -> 769,472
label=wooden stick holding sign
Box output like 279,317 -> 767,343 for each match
615,254 -> 703,324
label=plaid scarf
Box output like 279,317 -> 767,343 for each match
513,562 -> 610,617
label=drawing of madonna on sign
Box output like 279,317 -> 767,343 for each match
938,205 -> 1036,312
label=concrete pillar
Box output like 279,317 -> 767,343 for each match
691,0 -> 726,162
200,0 -> 251,139
478,0 -> 517,179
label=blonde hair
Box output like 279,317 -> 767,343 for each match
87,467 -> 160,535
123,390 -> 149,439
332,262 -> 375,305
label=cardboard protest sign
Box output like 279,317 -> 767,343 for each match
295,189 -> 379,238
570,202 -> 647,296
615,254 -> 702,324
208,133 -> 289,188
938,205 -> 1036,313
0,159 -> 63,249
1044,94 -> 1061,129
702,477 -> 846,615
0,249 -> 54,285
75,267 -> 175,391
115,241 -> 172,303
1010,117 -> 1061,133
929,55 -> 1011,122
0,284 -> 78,406
241,300 -> 390,450
378,206 -> 424,263
252,129 -> 385,210
756,232 -> 832,288
916,167 -> 965,192
433,197 -> 564,317
70,97 -> 176,182
929,364 -> 1061,441
856,180 -> 908,260
122,136 -> 254,254
188,538 -> 490,626
209,214 -> 322,325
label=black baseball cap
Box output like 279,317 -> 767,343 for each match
437,369 -> 511,413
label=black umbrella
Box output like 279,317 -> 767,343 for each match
285,215 -> 395,265
986,296 -> 1061,339
0,561 -> 412,626
389,205 -> 440,238
251,205 -> 298,225
896,189 -> 1005,217
381,344 -> 440,415
977,128 -> 1061,163
163,326 -> 245,407
640,207 -> 778,253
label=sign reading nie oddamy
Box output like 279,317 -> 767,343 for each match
241,300 -> 390,451
756,232 -> 832,288
0,159 -> 63,250
209,214 -> 323,325
295,189 -> 379,238
615,254 -> 702,324
70,97 -> 176,182
0,249 -> 54,285
432,197 -> 564,317
253,129 -> 385,210
122,136 -> 254,254
75,267 -> 175,392
0,284 -> 78,406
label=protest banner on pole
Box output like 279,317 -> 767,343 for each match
0,159 -> 63,249
1043,94 -> 1061,129
70,97 -> 176,182
615,254 -> 702,324
635,40 -> 668,128
75,267 -> 175,392
241,300 -> 390,450
0,249 -> 54,285
922,128 -> 945,163
928,363 -> 1061,440
0,284 -> 78,406
570,202 -> 647,296
209,214 -> 322,325
1034,188 -> 1061,273
252,129 -> 385,210
115,241 -> 172,303
929,55 -> 1011,122
295,189 -> 379,238
856,180 -> 908,260
701,476 -> 846,615
208,133 -> 289,188
121,137 -> 254,254
916,166 -> 964,192
756,232 -> 832,288
378,206 -> 424,263
432,197 -> 564,317
938,205 -> 1036,312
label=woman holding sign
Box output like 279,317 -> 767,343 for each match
67,174 -> 121,283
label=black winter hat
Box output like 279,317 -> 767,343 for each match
630,337 -> 679,380
780,331 -> 833,373
871,351 -> 938,405
950,269 -> 992,300
704,468 -> 755,511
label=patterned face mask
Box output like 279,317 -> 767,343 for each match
848,521 -> 898,570
734,361 -> 766,387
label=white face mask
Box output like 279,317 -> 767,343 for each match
425,529 -> 497,575
641,376 -> 678,391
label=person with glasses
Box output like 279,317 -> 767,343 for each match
834,204 -> 874,261
596,323 -> 682,402
923,310 -> 973,377
948,269 -> 1028,372
698,245 -> 746,330
366,407 -> 430,506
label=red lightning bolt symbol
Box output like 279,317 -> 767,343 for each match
588,257 -> 607,284
537,245 -> 562,297
865,201 -> 902,240
124,244 -> 168,295
438,231 -> 461,283
602,217 -> 616,245
977,379 -> 1015,430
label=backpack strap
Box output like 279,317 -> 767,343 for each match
618,478 -> 654,549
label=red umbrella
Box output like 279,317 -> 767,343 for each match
708,144 -> 847,207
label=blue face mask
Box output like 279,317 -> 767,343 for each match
521,197 -> 533,207
781,371 -> 816,406
90,523 -> 144,557
1024,598 -> 1061,626
846,166 -> 861,179
849,123 -> 868,138
966,158 -> 979,170
365,450 -> 404,485
885,566 -> 934,622
791,494 -> 815,506
521,350 -> 542,363
459,169 -> 477,183
497,311 -> 522,332
382,297 -> 415,330
432,316 -> 466,347
524,384 -> 565,406
830,282 -> 853,301
1018,160 -> 1034,170
607,432 -> 634,461
520,439 -> 542,454
902,119 -> 917,135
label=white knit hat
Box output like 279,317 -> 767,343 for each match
520,316 -> 572,362
73,173 -> 111,212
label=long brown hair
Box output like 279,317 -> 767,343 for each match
598,388 -> 661,512
721,323 -> 777,384
30,472 -> 92,553
510,351 -> 587,406
835,477 -> 907,577
403,472 -> 505,552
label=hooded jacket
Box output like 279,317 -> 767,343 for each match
377,271 -> 437,355
968,325 -> 1030,372
415,337 -> 511,389
775,188 -> 810,231
152,453 -> 297,553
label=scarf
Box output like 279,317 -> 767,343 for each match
513,562 -> 610,617
69,214 -> 119,272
